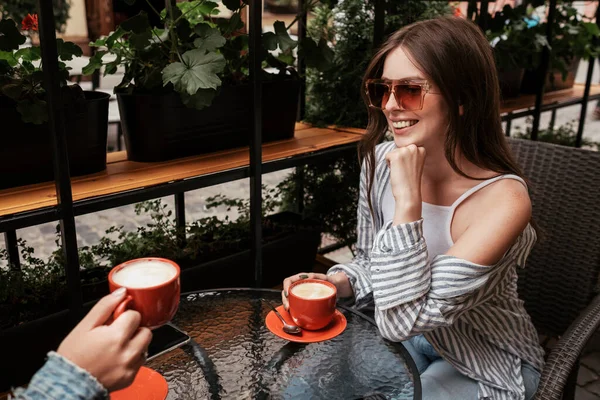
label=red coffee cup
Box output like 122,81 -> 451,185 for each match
288,278 -> 337,330
108,257 -> 181,329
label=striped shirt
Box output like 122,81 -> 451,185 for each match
328,141 -> 545,400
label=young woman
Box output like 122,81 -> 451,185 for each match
282,17 -> 544,400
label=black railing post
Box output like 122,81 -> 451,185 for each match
297,0 -> 307,121
4,231 -> 20,271
478,0 -> 489,31
549,109 -> 557,133
505,116 -> 512,137
373,0 -> 385,47
575,2 -> 600,148
37,0 -> 83,316
175,193 -> 186,247
249,0 -> 263,288
296,167 -> 305,215
531,0 -> 558,141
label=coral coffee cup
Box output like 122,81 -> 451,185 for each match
108,257 -> 181,329
288,278 -> 337,330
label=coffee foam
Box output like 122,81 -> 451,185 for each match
291,281 -> 335,300
113,260 -> 177,289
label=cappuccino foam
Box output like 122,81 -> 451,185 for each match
291,282 -> 335,299
113,260 -> 177,289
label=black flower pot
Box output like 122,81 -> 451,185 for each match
117,78 -> 300,162
497,68 -> 525,98
0,90 -> 109,190
521,58 -> 581,94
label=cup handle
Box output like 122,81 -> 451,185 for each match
113,295 -> 134,321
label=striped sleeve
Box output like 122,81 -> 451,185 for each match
327,160 -> 374,309
371,220 -> 501,341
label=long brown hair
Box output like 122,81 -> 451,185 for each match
359,17 -> 526,215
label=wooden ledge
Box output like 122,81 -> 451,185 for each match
500,83 -> 600,114
0,123 -> 365,218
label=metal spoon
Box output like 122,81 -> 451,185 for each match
265,300 -> 302,335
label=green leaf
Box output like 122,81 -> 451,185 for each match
56,39 -> 83,61
1,83 -> 23,99
180,88 -> 217,110
263,32 -> 278,51
193,27 -> 226,52
175,19 -> 193,41
0,19 -> 26,51
15,47 -> 41,62
106,27 -> 127,48
196,1 -> 220,16
17,99 -> 48,125
120,13 -> 151,34
162,49 -> 226,95
82,50 -> 107,75
266,53 -> 288,71
124,0 -> 136,4
584,22 -> 600,37
104,54 -> 122,76
129,31 -> 152,49
277,52 -> 295,66
219,13 -> 244,35
223,0 -> 242,12
301,37 -> 333,72
90,37 -> 107,47
273,21 -> 297,51
21,61 -> 35,73
0,50 -> 18,67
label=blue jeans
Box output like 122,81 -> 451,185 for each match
404,335 -> 540,400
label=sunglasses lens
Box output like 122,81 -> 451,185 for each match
395,84 -> 423,111
367,82 -> 391,109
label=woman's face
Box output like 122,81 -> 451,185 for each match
381,46 -> 449,150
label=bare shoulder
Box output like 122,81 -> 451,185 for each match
479,178 -> 532,224
449,177 -> 532,265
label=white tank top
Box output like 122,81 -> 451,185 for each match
381,174 -> 526,262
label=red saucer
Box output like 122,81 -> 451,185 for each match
110,367 -> 168,400
265,305 -> 347,343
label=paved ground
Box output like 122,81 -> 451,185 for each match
2,59 -> 600,398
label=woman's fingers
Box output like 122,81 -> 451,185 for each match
110,310 -> 142,343
77,289 -> 127,331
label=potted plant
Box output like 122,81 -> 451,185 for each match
0,17 -> 110,190
520,1 -> 600,93
83,0 -> 330,162
485,3 -> 549,98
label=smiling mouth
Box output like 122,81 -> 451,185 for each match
391,120 -> 418,130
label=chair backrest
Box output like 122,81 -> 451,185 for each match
508,138 -> 600,337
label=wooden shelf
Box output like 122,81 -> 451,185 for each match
0,123 -> 364,219
500,83 -> 600,114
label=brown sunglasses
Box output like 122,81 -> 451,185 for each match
365,79 -> 440,111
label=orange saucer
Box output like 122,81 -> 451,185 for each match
110,367 -> 168,400
265,305 -> 347,343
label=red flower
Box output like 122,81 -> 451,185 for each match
453,7 -> 463,17
22,14 -> 39,31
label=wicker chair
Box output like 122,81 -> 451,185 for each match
508,138 -> 600,400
